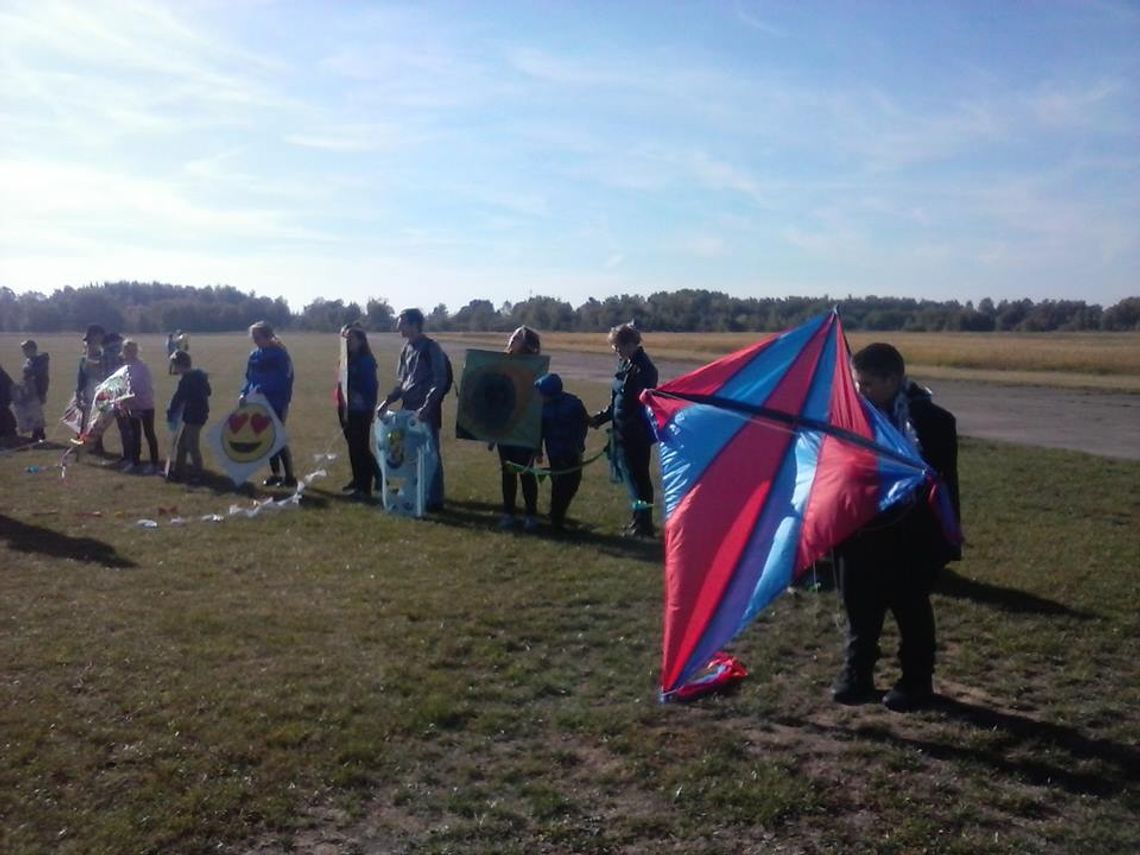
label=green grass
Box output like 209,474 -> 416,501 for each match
1,332 -> 1138,853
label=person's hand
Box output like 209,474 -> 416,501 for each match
588,413 -> 604,429
376,401 -> 389,418
535,453 -> 544,465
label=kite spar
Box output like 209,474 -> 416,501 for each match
642,310 -> 959,700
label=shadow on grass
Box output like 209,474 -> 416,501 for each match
430,498 -> 663,563
825,697 -> 1140,798
0,513 -> 136,569
935,568 -> 1093,619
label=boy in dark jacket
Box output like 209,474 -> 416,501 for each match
535,373 -> 589,529
166,350 -> 211,483
832,343 -> 961,713
20,340 -> 50,441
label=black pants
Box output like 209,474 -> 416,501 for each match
837,539 -> 938,686
547,453 -> 582,526
616,436 -> 654,530
344,411 -> 379,494
498,445 -> 537,516
126,409 -> 159,465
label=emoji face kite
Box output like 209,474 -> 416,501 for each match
221,401 -> 278,463
207,392 -> 288,486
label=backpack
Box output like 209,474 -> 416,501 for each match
428,339 -> 454,396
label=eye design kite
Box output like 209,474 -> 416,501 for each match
221,402 -> 277,463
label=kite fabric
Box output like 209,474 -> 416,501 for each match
642,310 -> 961,701
455,349 -> 550,449
373,409 -> 438,517
67,366 -> 134,445
207,392 -> 288,486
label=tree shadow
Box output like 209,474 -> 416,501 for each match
935,568 -> 1093,618
428,498 -> 663,563
818,696 -> 1140,798
0,513 -> 136,569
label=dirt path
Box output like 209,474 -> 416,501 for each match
443,345 -> 1140,462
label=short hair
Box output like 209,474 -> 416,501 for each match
20,339 -> 37,351
607,322 -> 641,348
851,343 -> 905,378
249,320 -> 275,339
397,308 -> 425,329
122,338 -> 138,352
170,350 -> 192,369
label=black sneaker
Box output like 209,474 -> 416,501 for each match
281,476 -> 298,488
831,670 -> 878,705
263,475 -> 283,486
882,680 -> 933,713
341,481 -> 357,492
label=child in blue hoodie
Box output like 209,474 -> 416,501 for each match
535,373 -> 588,529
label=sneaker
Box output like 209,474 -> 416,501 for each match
831,669 -> 878,705
120,462 -> 138,473
141,464 -> 156,476
523,516 -> 539,532
498,513 -> 517,529
341,481 -> 357,493
882,679 -> 933,713
281,476 -> 298,488
263,475 -> 283,487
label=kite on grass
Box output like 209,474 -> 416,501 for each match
207,392 -> 288,486
641,310 -> 961,701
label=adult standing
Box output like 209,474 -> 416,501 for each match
496,326 -> 542,530
340,327 -> 380,499
588,323 -> 659,538
241,321 -> 296,488
75,325 -> 109,454
377,308 -> 448,511
0,364 -> 16,440
120,339 -> 160,473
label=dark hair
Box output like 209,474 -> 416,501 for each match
851,343 -> 905,378
346,327 -> 374,360
170,350 -> 192,369
608,322 -> 641,348
397,308 -> 425,329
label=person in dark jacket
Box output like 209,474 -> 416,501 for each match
340,327 -> 380,499
832,343 -> 961,713
588,323 -> 659,537
0,364 -> 17,441
240,321 -> 296,487
20,340 -> 49,442
535,373 -> 589,530
377,308 -> 449,511
496,326 -> 543,530
166,350 -> 211,483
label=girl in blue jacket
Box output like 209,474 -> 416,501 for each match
241,321 -> 296,487
340,327 -> 380,498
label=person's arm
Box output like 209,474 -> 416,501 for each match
167,375 -> 186,423
378,350 -> 405,413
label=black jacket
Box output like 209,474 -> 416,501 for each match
594,347 -> 659,446
167,369 -> 211,426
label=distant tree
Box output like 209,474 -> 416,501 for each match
1102,297 -> 1140,331
365,298 -> 395,331
452,299 -> 500,332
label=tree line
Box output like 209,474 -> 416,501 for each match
1,282 -> 1137,334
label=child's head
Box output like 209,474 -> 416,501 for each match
122,339 -> 139,361
506,326 -> 541,355
535,372 -> 563,400
20,339 -> 37,357
170,350 -> 192,374
851,343 -> 905,408
607,323 -> 641,359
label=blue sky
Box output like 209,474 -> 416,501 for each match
2,0 -> 1137,313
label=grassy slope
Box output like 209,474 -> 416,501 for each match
0,332 -> 1138,854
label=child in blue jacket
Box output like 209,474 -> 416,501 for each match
535,373 -> 588,529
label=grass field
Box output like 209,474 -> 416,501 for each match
1,331 -> 1139,854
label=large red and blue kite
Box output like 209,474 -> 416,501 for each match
642,310 -> 959,701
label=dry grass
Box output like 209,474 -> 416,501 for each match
442,330 -> 1140,391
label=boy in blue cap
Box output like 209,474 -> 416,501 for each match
535,373 -> 589,529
